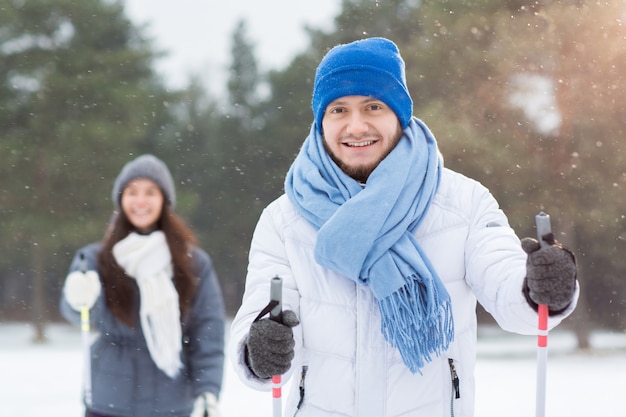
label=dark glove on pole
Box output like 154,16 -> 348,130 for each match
245,309 -> 299,379
521,233 -> 577,314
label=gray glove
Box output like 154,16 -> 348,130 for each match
245,310 -> 299,379
521,233 -> 577,313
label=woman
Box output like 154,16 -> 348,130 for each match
60,154 -> 224,417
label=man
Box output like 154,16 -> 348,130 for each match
228,37 -> 578,416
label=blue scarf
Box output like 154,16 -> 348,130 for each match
285,117 -> 454,373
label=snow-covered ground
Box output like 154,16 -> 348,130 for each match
1,321 -> 625,416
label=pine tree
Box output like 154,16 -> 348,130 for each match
0,0 -> 176,339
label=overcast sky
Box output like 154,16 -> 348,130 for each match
124,0 -> 339,95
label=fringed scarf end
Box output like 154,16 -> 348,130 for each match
379,279 -> 455,374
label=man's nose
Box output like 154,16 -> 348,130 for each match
346,112 -> 369,135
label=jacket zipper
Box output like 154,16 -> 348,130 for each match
294,365 -> 308,414
448,358 -> 460,417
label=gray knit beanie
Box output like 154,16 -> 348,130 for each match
111,154 -> 176,209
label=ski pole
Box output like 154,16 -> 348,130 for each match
78,253 -> 92,409
535,212 -> 551,417
269,276 -> 283,417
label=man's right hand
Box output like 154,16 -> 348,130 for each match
245,310 -> 299,379
63,270 -> 101,311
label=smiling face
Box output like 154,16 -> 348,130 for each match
321,95 -> 403,183
120,178 -> 164,233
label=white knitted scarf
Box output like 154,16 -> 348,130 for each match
113,231 -> 183,378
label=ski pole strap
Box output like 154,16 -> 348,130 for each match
253,300 -> 280,323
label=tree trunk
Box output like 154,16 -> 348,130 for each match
31,153 -> 48,344
552,35 -> 592,351
31,241 -> 47,343
558,210 -> 591,349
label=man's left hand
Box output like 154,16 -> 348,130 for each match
521,233 -> 577,313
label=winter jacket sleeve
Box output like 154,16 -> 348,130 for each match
461,177 -> 578,334
228,197 -> 303,391
184,247 -> 225,398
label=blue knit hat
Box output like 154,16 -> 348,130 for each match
111,154 -> 176,209
312,37 -> 413,134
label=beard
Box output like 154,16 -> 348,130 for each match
323,125 -> 404,183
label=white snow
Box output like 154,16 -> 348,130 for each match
1,321 -> 625,416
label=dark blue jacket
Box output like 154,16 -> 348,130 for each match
60,242 -> 225,417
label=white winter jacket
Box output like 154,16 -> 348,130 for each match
229,168 -> 578,417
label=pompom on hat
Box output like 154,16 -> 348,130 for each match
111,154 -> 176,209
311,37 -> 413,133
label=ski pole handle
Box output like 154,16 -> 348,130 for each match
535,212 -> 551,249
269,277 -> 283,417
270,276 -> 283,323
78,252 -> 88,273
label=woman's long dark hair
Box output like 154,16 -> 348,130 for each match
97,204 -> 199,327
